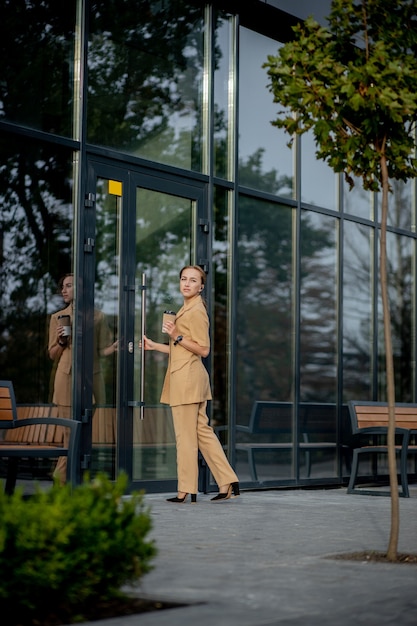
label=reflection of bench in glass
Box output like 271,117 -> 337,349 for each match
92,405 -> 176,475
132,406 -> 175,447
93,406 -> 116,445
92,405 -> 175,447
235,401 -> 348,481
91,406 -> 117,474
132,406 -> 176,479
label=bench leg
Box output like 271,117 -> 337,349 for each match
347,450 -> 360,494
5,458 -> 19,495
400,444 -> 410,498
305,450 -> 311,477
248,450 -> 258,482
66,451 -> 75,489
343,446 -> 352,474
348,448 -> 410,497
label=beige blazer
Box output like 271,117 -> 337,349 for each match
48,304 -> 73,406
160,295 -> 212,407
48,305 -> 113,407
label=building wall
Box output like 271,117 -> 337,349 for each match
0,0 -> 415,490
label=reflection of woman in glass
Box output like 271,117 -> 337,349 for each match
142,265 -> 239,503
48,274 -> 75,421
48,273 -> 117,483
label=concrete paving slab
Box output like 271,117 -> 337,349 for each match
76,486 -> 417,626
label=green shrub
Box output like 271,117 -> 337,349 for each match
0,472 -> 157,622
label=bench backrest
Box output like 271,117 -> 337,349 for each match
348,401 -> 417,434
2,398 -> 174,447
2,404 -> 64,444
300,403 -> 337,436
246,402 -> 292,436
0,380 -> 17,428
0,381 -> 66,445
245,401 -> 347,440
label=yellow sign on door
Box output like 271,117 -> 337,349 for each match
108,180 -> 122,196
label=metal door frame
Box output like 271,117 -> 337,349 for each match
83,157 -> 210,493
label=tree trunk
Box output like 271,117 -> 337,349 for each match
379,152 -> 399,561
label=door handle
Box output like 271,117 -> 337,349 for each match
139,272 -> 146,419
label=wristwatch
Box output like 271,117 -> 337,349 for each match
173,335 -> 183,346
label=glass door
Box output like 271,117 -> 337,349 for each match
86,161 -> 207,492
131,185 -> 195,485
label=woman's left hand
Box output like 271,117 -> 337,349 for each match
163,319 -> 177,338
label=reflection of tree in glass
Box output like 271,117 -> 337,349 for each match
212,150 -> 294,422
214,146 -> 334,416
0,2 -> 75,134
238,149 -> 293,199
299,215 -> 337,402
135,192 -> 190,312
387,180 -> 413,231
87,0 -> 208,169
342,181 -> 413,403
0,138 -> 72,402
383,181 -> 413,401
238,205 -> 334,411
342,223 -> 372,399
343,176 -> 370,217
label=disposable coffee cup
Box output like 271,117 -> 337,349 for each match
58,314 -> 71,337
162,310 -> 176,333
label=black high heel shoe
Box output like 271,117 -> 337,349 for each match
210,482 -> 240,501
166,493 -> 197,503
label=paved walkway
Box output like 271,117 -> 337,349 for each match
80,486 -> 417,626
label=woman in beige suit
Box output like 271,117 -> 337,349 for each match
142,265 -> 239,503
48,273 -> 117,483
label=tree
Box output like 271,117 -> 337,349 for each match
264,0 -> 417,561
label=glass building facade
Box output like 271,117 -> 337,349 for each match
1,0 -> 416,493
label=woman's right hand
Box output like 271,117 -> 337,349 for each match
56,325 -> 68,346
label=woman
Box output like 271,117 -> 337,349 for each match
142,265 -> 239,503
48,273 -> 117,483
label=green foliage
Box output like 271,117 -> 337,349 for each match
264,0 -> 417,191
0,473 -> 157,621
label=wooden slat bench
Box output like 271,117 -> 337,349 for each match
0,380 -> 81,494
347,401 -> 417,497
234,401 -> 349,481
5,404 -> 65,445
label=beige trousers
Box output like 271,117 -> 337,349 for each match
171,401 -> 238,494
